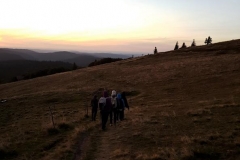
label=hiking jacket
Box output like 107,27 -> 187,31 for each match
104,97 -> 112,112
99,91 -> 112,112
122,92 -> 129,109
116,93 -> 125,110
91,98 -> 98,110
98,97 -> 106,111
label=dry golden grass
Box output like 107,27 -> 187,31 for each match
0,39 -> 240,159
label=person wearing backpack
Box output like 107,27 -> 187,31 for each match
121,92 -> 129,120
111,90 -> 118,125
99,91 -> 112,130
91,95 -> 98,121
116,93 -> 125,121
98,94 -> 106,118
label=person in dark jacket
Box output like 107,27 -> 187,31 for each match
99,91 -> 112,130
121,92 -> 129,120
116,93 -> 125,121
91,95 -> 98,121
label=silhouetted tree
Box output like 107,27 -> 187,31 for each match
191,39 -> 196,47
174,41 -> 179,50
205,36 -> 212,45
207,36 -> 212,45
154,47 -> 158,54
72,62 -> 78,70
180,42 -> 187,49
205,38 -> 208,45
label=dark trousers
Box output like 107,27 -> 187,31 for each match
113,109 -> 119,125
119,110 -> 124,121
110,110 -> 119,125
92,108 -> 97,121
101,111 -> 109,130
109,110 -> 113,124
116,110 -> 121,121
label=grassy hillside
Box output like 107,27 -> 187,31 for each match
0,40 -> 240,160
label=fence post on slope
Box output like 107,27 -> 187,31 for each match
49,105 -> 55,128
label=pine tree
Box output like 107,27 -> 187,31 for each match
72,62 -> 78,70
205,38 -> 208,45
207,36 -> 212,45
174,41 -> 179,50
180,42 -> 187,49
191,39 -> 196,47
205,36 -> 212,45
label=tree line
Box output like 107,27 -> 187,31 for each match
174,36 -> 212,50
88,58 -> 122,67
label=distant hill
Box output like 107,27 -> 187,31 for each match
0,52 -> 24,61
64,54 -> 101,67
88,53 -> 131,59
35,51 -> 80,61
0,48 -> 38,60
0,48 -> 129,67
0,60 -> 73,83
0,48 -> 134,83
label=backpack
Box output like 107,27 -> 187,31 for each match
98,97 -> 106,110
111,97 -> 117,109
116,98 -> 124,110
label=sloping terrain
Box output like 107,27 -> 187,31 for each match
0,40 -> 240,160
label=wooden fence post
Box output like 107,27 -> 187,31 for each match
49,105 -> 55,128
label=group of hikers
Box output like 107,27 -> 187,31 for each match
91,90 -> 129,130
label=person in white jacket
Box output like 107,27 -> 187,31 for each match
109,90 -> 117,126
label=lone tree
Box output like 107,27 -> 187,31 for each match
191,39 -> 196,47
180,42 -> 187,49
174,41 -> 179,50
154,47 -> 158,54
205,36 -> 212,45
72,62 -> 78,70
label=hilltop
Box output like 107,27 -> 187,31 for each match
0,39 -> 240,160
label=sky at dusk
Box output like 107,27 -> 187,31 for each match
0,0 -> 240,54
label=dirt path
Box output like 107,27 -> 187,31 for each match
74,112 -> 131,160
73,123 -> 101,160
73,130 -> 91,160
96,125 -> 118,160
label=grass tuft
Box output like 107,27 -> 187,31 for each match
0,149 -> 18,159
42,138 -> 63,151
47,127 -> 59,136
124,91 -> 141,97
58,123 -> 74,131
193,150 -> 220,159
